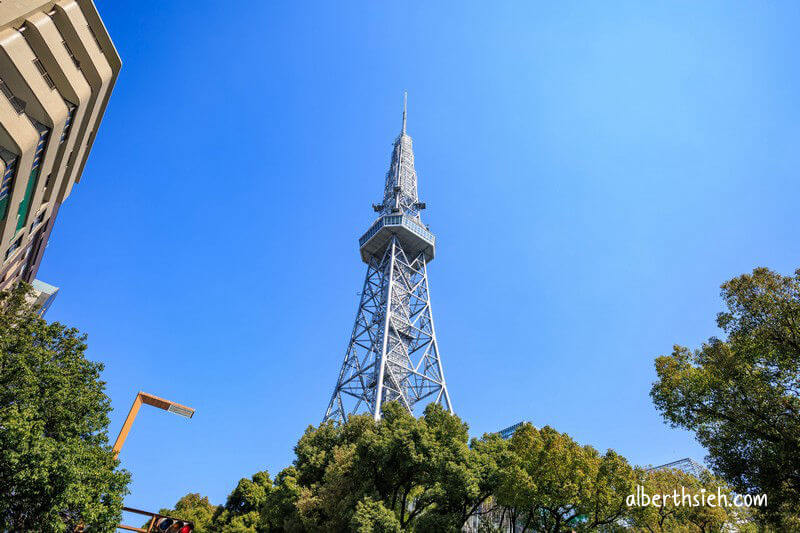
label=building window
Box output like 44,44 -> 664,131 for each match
32,58 -> 56,90
60,103 -> 76,143
0,149 -> 18,220
30,211 -> 46,232
16,121 -> 50,232
87,24 -> 103,53
5,236 -> 22,260
0,78 -> 26,114
62,40 -> 80,68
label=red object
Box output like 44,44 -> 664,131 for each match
179,525 -> 192,533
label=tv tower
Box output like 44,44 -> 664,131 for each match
324,94 -> 452,423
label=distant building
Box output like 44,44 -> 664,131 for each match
0,0 -> 120,314
29,277 -> 57,314
497,421 -> 530,440
647,457 -> 708,478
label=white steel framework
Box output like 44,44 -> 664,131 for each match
648,458 -> 708,478
324,95 -> 452,423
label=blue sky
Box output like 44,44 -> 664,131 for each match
40,0 -> 800,512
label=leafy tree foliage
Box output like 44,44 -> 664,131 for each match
350,497 -> 401,533
493,423 -> 635,532
293,402 -> 493,531
154,493 -> 217,533
0,284 -> 130,531
164,403 -> 757,531
651,267 -> 800,526
261,467 -> 303,531
211,471 -> 274,532
196,468 -> 302,532
627,468 -> 744,532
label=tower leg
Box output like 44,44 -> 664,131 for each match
373,239 -> 396,421
324,236 -> 451,423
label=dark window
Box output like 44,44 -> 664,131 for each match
87,24 -> 103,53
32,58 -> 56,90
60,103 -> 76,143
0,78 -> 26,114
30,211 -> 46,232
16,121 -> 50,232
0,150 -> 18,199
0,149 -> 18,220
5,236 -> 22,260
62,41 -> 80,68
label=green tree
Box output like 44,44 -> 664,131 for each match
154,493 -> 217,533
627,468 -> 744,532
350,497 -> 402,533
493,424 -> 635,532
211,471 -> 272,532
203,405 -> 656,531
261,467 -> 303,531
0,284 -> 130,532
168,469 -> 301,533
651,267 -> 800,526
292,402 -> 495,531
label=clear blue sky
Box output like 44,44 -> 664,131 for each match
40,0 -> 800,512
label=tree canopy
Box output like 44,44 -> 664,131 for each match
627,468 -> 745,533
153,493 -> 217,533
651,267 -> 800,527
0,284 -> 130,531
160,402 -> 755,532
494,423 -> 635,532
290,402 -> 496,531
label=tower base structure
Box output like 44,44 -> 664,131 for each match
324,236 -> 451,423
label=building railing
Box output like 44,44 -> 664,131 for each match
359,214 -> 434,247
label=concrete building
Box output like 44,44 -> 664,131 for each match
0,0 -> 120,312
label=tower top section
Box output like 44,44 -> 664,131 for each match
360,94 -> 435,264
376,93 -> 424,220
402,90 -> 407,134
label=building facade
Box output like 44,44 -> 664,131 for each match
0,0 -> 120,310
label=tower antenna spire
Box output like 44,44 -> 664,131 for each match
402,91 -> 407,134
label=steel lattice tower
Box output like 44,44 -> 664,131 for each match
324,95 -> 452,423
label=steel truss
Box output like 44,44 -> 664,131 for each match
324,234 -> 451,423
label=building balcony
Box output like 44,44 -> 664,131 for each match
358,214 -> 435,264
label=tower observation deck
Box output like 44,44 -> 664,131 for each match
324,94 -> 452,423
